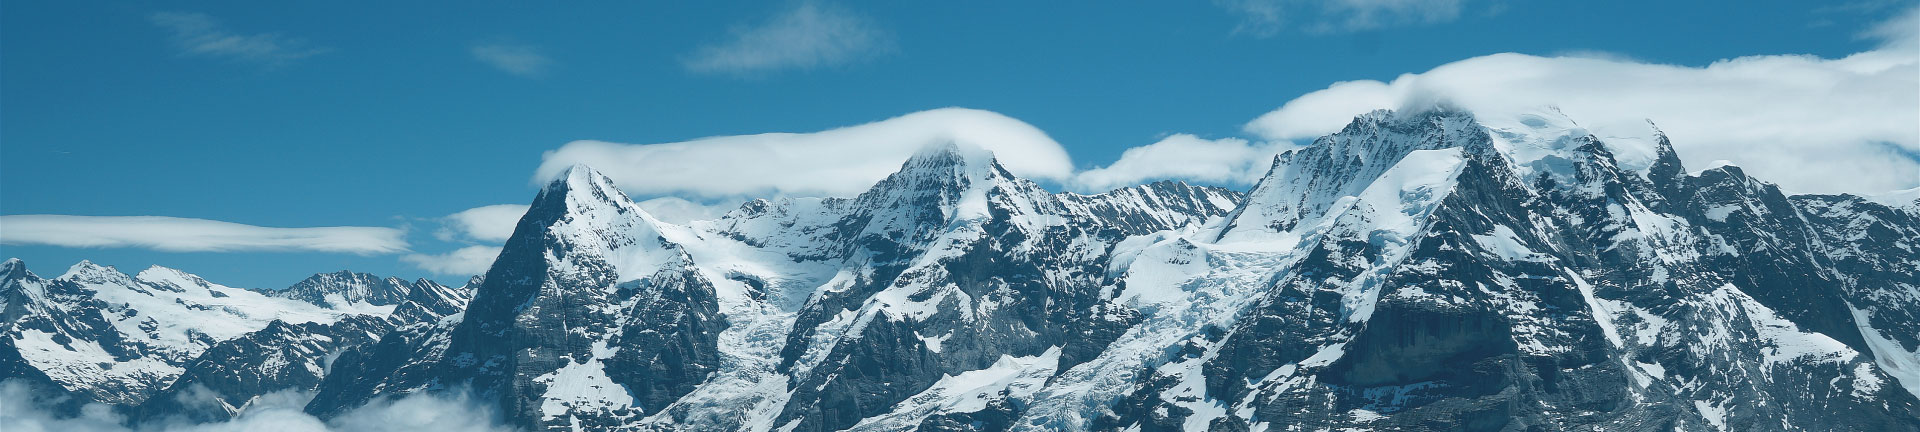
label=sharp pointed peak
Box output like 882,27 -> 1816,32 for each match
0,258 -> 31,280
904,140 -> 993,166
292,269 -> 371,284
545,163 -> 614,190
526,163 -> 651,226
893,140 -> 1012,180
1312,106 -> 1493,157
538,163 -> 634,201
59,260 -> 138,284
558,162 -> 601,178
1357,103 -> 1479,123
1145,178 -> 1193,188
403,278 -> 451,295
1339,106 -> 1484,133
67,259 -> 116,274
134,265 -> 213,286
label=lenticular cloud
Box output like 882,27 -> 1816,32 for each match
534,107 -> 1075,199
0,215 -> 408,255
1243,28 -> 1919,195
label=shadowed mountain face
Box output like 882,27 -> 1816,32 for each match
8,109 -> 1918,431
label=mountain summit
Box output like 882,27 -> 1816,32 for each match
6,109 -> 1917,431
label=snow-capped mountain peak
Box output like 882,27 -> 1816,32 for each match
10,108 -> 1918,431
273,270 -> 418,308
1218,107 -> 1491,243
1,259 -> 465,408
60,260 -> 136,286
853,140 -> 1016,224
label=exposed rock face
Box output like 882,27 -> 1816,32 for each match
298,147 -> 1243,431
126,316 -> 395,424
0,258 -> 471,422
272,271 -> 416,308
1056,109 -> 1920,432
9,108 -> 1919,432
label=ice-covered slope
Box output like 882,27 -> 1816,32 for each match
294,112 -> 1918,431
12,107 -> 1919,432
302,144 -> 1245,431
0,258 -> 471,419
1052,108 -> 1920,431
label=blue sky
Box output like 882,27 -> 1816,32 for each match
3,1 -> 1915,288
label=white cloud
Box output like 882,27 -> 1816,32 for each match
401,246 -> 502,276
535,107 -> 1075,198
1867,3 -> 1920,46
469,43 -> 551,77
1216,0 -> 1467,35
0,215 -> 407,255
638,197 -> 735,225
434,205 -> 529,243
0,381 -> 130,432
683,1 -> 891,74
412,205 -> 525,276
322,389 -> 516,432
536,7 -> 1916,197
148,12 -> 326,65
1072,134 -> 1289,192
0,380 -> 514,432
1243,11 -> 1920,195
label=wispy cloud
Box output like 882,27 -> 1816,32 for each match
469,43 -> 552,77
1863,3 -> 1919,47
433,204 -> 529,243
402,246 -> 502,276
1216,0 -> 1468,35
410,205 -> 527,276
683,1 -> 892,74
148,12 -> 327,66
0,215 -> 406,254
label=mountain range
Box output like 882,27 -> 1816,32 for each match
5,107 -> 1918,431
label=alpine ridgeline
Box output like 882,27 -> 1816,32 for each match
7,107 -> 1919,431
0,261 -> 472,424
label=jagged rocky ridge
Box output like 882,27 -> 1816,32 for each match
7,107 -> 1919,431
0,260 -> 472,423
